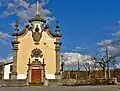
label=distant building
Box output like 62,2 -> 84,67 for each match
4,62 -> 13,79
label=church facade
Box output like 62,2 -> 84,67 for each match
9,14 -> 62,83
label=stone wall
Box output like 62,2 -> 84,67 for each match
47,78 -> 117,86
48,79 -> 61,86
63,69 -> 120,81
0,79 -> 27,87
59,78 -> 117,86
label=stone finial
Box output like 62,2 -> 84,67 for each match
36,1 -> 40,15
14,19 -> 19,32
15,19 -> 18,28
55,20 -> 62,37
56,20 -> 60,31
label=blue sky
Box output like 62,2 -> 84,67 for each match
0,0 -> 120,59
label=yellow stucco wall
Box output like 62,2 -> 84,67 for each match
17,28 -> 56,76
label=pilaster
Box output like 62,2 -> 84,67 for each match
54,21 -> 62,79
27,58 -> 31,85
11,19 -> 20,79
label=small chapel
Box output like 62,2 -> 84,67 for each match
3,1 -> 62,84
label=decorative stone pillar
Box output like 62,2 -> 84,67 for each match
27,58 -> 31,85
11,19 -> 20,79
42,59 -> 48,86
42,59 -> 46,79
54,21 -> 62,79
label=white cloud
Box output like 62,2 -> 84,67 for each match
61,52 -> 94,70
72,46 -> 87,52
97,31 -> 120,57
0,31 -> 11,39
77,46 -> 87,50
0,55 -> 13,62
0,0 -> 55,23
112,31 -> 120,39
97,28 -> 120,57
0,2 -> 2,7
0,31 -> 11,44
97,39 -> 112,46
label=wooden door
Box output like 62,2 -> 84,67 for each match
31,69 -> 41,83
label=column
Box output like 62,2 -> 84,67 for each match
27,58 -> 31,85
11,38 -> 20,79
55,41 -> 61,75
54,21 -> 62,79
11,19 -> 20,79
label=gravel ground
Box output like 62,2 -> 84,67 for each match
0,85 -> 120,91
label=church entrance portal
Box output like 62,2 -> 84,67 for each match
27,59 -> 45,84
31,69 -> 41,83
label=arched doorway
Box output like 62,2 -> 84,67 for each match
27,58 -> 45,84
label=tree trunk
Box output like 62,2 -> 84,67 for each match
88,70 -> 91,79
103,68 -> 107,79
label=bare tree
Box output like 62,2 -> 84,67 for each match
83,60 -> 95,79
92,57 -> 107,79
110,57 -> 119,78
92,55 -> 117,79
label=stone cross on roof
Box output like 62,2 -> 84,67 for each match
36,1 -> 40,15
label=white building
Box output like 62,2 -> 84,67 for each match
4,62 -> 13,79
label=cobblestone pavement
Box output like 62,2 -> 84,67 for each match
0,85 -> 120,91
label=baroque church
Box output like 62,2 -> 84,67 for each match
1,1 -> 62,84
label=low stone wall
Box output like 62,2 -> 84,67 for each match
59,78 -> 118,86
48,79 -> 62,86
0,79 -> 27,87
0,78 -> 117,87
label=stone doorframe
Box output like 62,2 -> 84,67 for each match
27,58 -> 46,83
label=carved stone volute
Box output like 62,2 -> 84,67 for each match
31,59 -> 42,65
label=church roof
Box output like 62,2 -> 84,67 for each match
0,61 -> 13,66
4,61 -> 13,65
